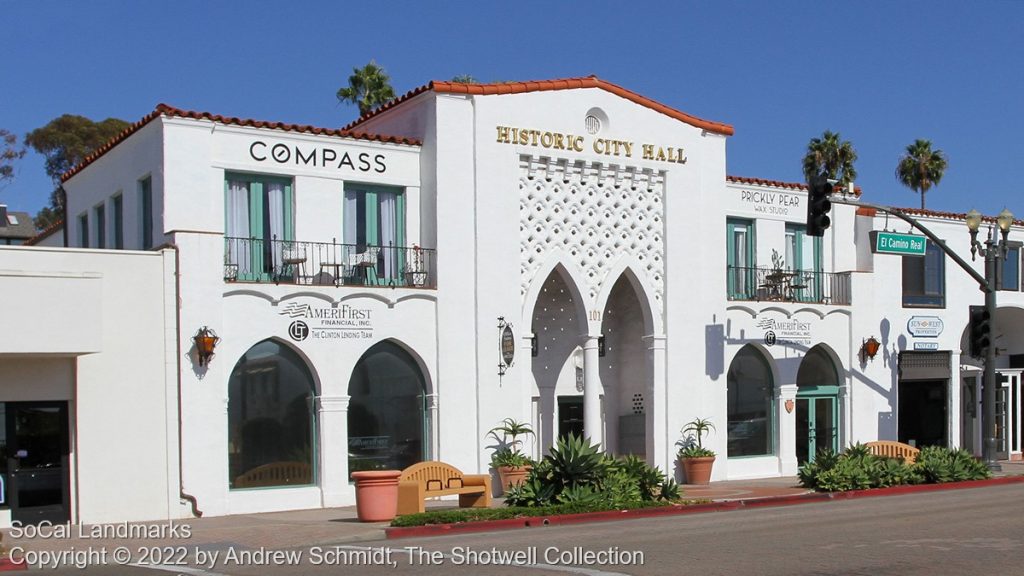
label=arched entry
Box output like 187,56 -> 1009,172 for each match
228,339 -> 316,489
347,341 -> 428,473
600,273 -> 650,456
727,345 -> 775,457
530,266 -> 588,452
796,345 -> 840,463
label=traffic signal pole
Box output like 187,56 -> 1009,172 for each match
828,194 -> 1001,470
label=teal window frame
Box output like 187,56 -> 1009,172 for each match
78,213 -> 89,248
785,223 -> 823,302
902,241 -> 946,307
94,203 -> 106,249
112,194 -> 124,249
225,172 -> 294,282
726,218 -> 756,299
139,176 -> 153,250
343,183 -> 406,285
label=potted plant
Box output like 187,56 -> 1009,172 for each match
677,417 -> 716,485
404,244 -> 428,287
487,418 -> 535,494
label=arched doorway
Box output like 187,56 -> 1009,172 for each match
796,345 -> 840,463
727,345 -> 775,457
347,341 -> 428,473
228,339 -> 316,489
531,267 -> 589,452
600,273 -> 649,456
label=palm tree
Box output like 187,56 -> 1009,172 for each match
336,60 -> 396,117
896,139 -> 948,210
802,130 -> 858,186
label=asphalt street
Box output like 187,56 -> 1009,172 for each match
34,484 -> 1024,576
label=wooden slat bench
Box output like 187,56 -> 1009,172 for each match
866,440 -> 920,464
233,461 -> 312,488
396,461 -> 491,515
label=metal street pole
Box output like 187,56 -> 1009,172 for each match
982,234 -> 1001,470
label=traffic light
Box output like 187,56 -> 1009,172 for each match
806,174 -> 833,237
968,305 -> 991,359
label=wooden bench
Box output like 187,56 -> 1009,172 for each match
233,461 -> 312,488
396,461 -> 491,515
866,441 -> 920,464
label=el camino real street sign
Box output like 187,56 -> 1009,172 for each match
870,231 -> 927,256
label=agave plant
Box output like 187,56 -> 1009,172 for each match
545,432 -> 607,489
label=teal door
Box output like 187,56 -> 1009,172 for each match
796,393 -> 838,463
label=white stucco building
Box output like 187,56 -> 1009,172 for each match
2,76 -> 1023,526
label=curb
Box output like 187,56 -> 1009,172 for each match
385,475 -> 1024,540
0,557 -> 27,572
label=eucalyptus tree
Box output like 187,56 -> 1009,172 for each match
896,139 -> 948,210
336,60 -> 397,117
802,130 -> 858,186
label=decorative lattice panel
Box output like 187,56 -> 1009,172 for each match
519,155 -> 665,315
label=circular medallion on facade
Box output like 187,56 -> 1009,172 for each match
288,320 -> 309,342
764,330 -> 777,347
585,115 -> 601,135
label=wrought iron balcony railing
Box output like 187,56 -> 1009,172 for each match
224,236 -> 436,289
726,266 -> 851,305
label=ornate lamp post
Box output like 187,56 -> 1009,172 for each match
965,207 -> 1014,470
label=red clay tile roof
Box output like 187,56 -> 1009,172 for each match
727,175 -> 863,196
343,76 -> 735,136
24,218 -> 63,246
891,207 -> 1024,227
61,104 -> 421,183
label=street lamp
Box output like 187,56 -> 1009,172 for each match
966,207 -> 1014,471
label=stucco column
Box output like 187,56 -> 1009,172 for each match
423,393 -> 439,460
838,383 -> 850,449
948,352 -> 962,450
583,336 -> 603,446
317,395 -> 353,507
777,384 -> 799,476
645,335 -> 668,471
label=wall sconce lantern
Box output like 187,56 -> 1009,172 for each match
598,335 -> 606,357
194,326 -> 220,367
861,336 -> 881,362
531,334 -> 538,357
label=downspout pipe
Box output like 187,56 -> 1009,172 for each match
164,242 -> 203,517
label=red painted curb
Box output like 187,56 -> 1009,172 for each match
384,476 -> 1024,540
0,557 -> 27,572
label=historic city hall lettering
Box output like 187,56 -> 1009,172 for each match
249,141 -> 387,173
495,125 -> 686,165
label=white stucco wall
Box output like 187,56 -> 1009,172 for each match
0,246 -> 175,525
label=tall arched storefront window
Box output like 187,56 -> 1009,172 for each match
228,340 -> 316,489
727,345 -> 775,457
348,341 -> 427,473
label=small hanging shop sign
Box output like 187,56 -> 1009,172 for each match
498,317 -> 515,376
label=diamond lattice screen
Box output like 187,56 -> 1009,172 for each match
519,155 -> 666,315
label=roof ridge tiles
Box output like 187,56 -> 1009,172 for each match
343,76 -> 735,136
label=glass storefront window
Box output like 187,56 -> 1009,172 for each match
727,345 -> 774,457
228,340 -> 315,489
348,341 -> 427,473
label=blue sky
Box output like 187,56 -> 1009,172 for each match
2,1 -> 1022,224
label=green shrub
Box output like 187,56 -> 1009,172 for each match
800,443 -> 989,492
503,433 -> 680,508
390,500 -> 675,527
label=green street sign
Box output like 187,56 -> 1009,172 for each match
871,231 -> 927,256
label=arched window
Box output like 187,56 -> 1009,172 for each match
228,340 -> 315,489
348,341 -> 427,473
727,345 -> 775,457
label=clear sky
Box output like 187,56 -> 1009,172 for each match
2,1 -> 1022,224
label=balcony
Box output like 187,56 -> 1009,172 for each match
224,237 -> 436,289
726,266 -> 851,305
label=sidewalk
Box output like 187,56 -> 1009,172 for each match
5,462 -> 1024,555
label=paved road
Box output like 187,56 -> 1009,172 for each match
34,484 -> 1024,575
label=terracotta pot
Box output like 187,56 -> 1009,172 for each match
680,456 -> 715,485
351,470 -> 402,522
496,465 -> 531,494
